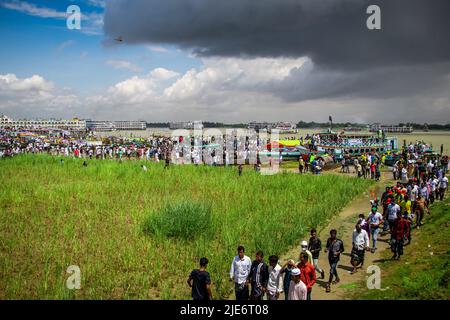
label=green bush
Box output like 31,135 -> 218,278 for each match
144,201 -> 213,240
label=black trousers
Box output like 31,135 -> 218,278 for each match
235,283 -> 249,300
438,188 -> 446,201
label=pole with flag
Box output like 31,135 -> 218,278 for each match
329,115 -> 333,131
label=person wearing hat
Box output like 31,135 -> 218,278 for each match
368,206 -> 383,253
280,259 -> 295,300
287,268 -> 307,300
300,240 -> 313,265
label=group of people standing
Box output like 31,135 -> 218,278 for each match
187,228 -> 345,301
187,175 -> 448,301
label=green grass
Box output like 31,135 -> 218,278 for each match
144,201 -> 213,240
354,196 -> 450,300
0,154 -> 373,299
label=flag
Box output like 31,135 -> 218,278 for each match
329,115 -> 333,122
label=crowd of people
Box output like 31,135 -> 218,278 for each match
1,128 -> 448,301
187,150 -> 448,300
0,128 -> 284,166
188,170 -> 448,301
337,141 -> 449,183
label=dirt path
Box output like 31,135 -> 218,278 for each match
278,169 -> 393,300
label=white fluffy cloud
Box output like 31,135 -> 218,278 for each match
0,74 -> 81,118
106,60 -> 142,72
0,74 -> 54,92
163,57 -> 306,101
2,56 -> 450,123
150,68 -> 180,80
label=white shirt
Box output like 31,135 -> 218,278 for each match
267,264 -> 283,295
352,229 -> 369,250
288,280 -> 307,300
410,186 -> 418,202
439,177 -> 448,189
387,203 -> 401,221
433,178 -> 439,186
430,179 -> 437,192
368,211 -> 383,227
230,255 -> 252,284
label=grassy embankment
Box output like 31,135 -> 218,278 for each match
0,154 -> 372,299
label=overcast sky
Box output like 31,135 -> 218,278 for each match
0,0 -> 449,124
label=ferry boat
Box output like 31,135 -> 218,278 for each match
315,130 -> 398,160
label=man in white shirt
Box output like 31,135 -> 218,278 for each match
438,175 -> 448,201
368,207 -> 383,253
401,167 -> 408,184
230,245 -> 252,300
410,184 -> 419,203
387,199 -> 401,234
288,268 -> 307,300
266,255 -> 283,300
350,223 -> 369,274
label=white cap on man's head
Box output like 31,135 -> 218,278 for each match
291,268 -> 301,276
301,240 -> 308,247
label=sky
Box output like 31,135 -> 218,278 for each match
0,0 -> 449,124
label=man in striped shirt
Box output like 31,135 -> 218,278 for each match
249,250 -> 269,300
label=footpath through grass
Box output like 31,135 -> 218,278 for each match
0,154 -> 372,299
354,196 -> 450,300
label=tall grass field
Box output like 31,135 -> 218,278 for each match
0,154 -> 372,299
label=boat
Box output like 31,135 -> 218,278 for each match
314,130 -> 398,161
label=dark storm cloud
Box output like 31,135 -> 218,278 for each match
101,0 -> 450,121
104,0 -> 450,69
271,61 -> 450,102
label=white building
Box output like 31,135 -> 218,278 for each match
85,120 -> 146,131
169,121 -> 203,130
114,120 -> 146,130
0,115 -> 86,130
85,120 -> 115,131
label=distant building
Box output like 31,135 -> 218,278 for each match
169,121 -> 203,130
85,120 -> 115,131
247,121 -> 273,131
369,123 -> 413,133
0,115 -> 86,130
0,115 -> 148,131
275,122 -> 296,131
113,120 -> 146,130
247,121 -> 296,133
85,120 -> 146,131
